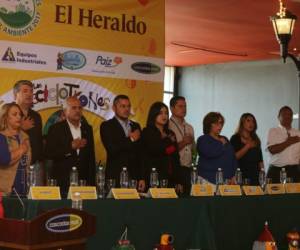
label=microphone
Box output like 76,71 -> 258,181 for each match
12,188 -> 26,220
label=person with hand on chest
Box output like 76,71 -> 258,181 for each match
14,80 -> 43,166
100,95 -> 145,191
169,96 -> 195,194
45,96 -> 95,196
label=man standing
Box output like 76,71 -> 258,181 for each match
14,80 -> 43,165
100,95 -> 145,191
266,106 -> 300,183
169,96 -> 195,194
45,96 -> 95,196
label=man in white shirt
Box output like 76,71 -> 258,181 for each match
169,96 -> 195,194
266,106 -> 300,183
46,96 -> 96,196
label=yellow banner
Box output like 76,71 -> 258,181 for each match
0,0 -> 165,162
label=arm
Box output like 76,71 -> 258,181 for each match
0,136 -> 28,166
197,136 -> 224,158
177,135 -> 194,151
231,135 -> 255,160
100,121 -> 135,156
268,138 -> 299,154
267,130 -> 300,154
45,124 -> 73,160
142,128 -> 173,156
9,144 -> 28,165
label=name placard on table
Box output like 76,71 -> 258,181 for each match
265,184 -> 285,195
219,185 -> 242,196
285,183 -> 300,193
28,186 -> 61,200
242,186 -> 264,196
107,188 -> 140,199
68,186 -> 97,200
191,184 -> 214,196
148,188 -> 178,199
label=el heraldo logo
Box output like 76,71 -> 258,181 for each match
0,0 -> 41,36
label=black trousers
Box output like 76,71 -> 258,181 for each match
267,165 -> 300,183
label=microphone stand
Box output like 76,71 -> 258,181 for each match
12,188 -> 26,220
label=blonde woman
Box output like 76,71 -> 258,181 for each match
0,103 -> 31,195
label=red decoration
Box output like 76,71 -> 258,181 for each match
137,0 -> 149,6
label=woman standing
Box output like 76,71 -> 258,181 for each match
230,113 -> 263,185
141,102 -> 182,190
0,103 -> 31,195
197,112 -> 237,184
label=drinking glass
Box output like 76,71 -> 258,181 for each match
266,178 -> 272,184
130,179 -> 137,189
243,178 -> 251,186
47,179 -> 57,186
106,179 -> 116,192
79,179 -> 87,186
160,179 -> 168,188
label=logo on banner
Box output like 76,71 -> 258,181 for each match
92,55 -> 123,75
0,0 -> 42,36
45,214 -> 82,233
131,62 -> 161,74
57,51 -> 86,71
95,55 -> 122,68
0,77 -> 116,121
2,47 -> 15,62
1,47 -> 46,65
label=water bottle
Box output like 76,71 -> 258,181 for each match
215,168 -> 223,195
72,192 -> 83,210
96,166 -> 105,198
216,168 -> 224,185
27,165 -> 37,189
280,168 -> 287,184
191,167 -> 198,185
120,167 -> 129,188
70,166 -> 79,186
150,168 -> 159,188
235,168 -> 243,186
258,168 -> 266,189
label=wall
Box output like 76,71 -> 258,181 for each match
178,59 -> 299,165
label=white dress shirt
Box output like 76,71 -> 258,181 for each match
67,119 -> 81,155
266,124 -> 300,167
169,116 -> 195,167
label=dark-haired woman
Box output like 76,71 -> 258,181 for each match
230,113 -> 263,185
197,112 -> 237,184
141,102 -> 182,190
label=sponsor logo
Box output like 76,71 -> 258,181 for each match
131,62 -> 161,74
57,50 -> 86,70
2,47 -> 15,62
45,214 -> 82,233
0,0 -> 42,36
32,82 -> 110,112
95,55 -> 122,68
2,47 -> 46,65
271,186 -> 280,191
0,77 -> 116,120
92,55 -> 122,75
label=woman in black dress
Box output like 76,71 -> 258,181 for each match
230,113 -> 264,185
141,102 -> 182,190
